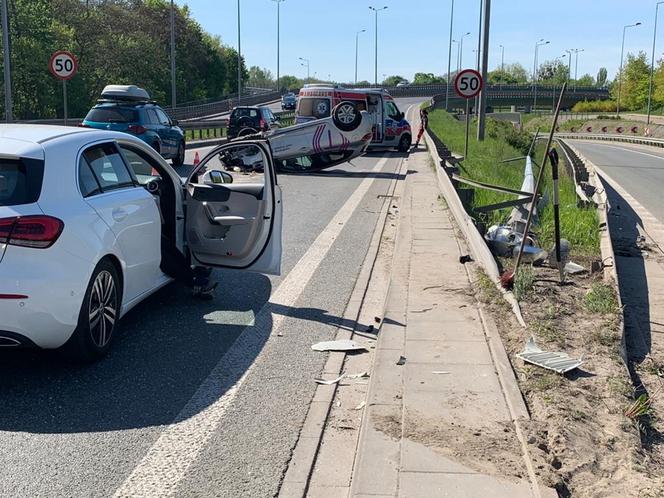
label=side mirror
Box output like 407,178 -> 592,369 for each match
220,171 -> 234,184
171,119 -> 179,127
399,112 -> 405,121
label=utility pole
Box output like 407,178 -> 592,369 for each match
445,0 -> 454,110
272,0 -> 284,92
170,0 -> 176,109
237,0 -> 242,104
369,6 -> 388,87
1,0 -> 12,121
355,29 -> 365,84
648,3 -> 664,124
474,0 -> 482,116
477,0 -> 490,140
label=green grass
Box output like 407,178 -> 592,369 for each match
513,266 -> 535,301
583,283 -> 619,314
428,109 -> 600,256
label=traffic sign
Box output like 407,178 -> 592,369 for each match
49,51 -> 78,80
454,69 -> 483,99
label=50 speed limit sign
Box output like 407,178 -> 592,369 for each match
454,69 -> 483,99
49,51 -> 78,80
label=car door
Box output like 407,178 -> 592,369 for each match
79,142 -> 162,302
184,141 -> 282,275
155,108 -> 178,156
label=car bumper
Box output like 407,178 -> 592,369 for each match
0,246 -> 92,349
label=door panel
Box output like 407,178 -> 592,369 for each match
185,141 -> 282,274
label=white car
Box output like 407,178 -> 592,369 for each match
0,125 -> 285,361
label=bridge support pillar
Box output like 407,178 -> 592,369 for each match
510,105 -> 517,113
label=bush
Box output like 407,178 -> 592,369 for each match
486,119 -> 532,155
572,100 -> 617,113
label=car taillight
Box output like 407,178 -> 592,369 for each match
128,124 -> 147,134
0,216 -> 64,249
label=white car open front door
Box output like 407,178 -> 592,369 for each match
184,141 -> 282,275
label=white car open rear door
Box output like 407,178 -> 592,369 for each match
184,140 -> 282,275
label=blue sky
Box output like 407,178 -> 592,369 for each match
180,0 -> 661,83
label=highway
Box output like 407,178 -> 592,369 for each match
0,99 -> 422,498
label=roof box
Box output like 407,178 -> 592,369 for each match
100,85 -> 151,102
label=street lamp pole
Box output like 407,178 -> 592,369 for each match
572,48 -> 584,91
445,0 -> 455,110
170,0 -> 176,109
618,22 -> 642,116
459,31 -> 470,70
299,57 -> 310,83
533,39 -> 549,112
499,44 -> 504,87
237,0 -> 242,104
369,6 -> 388,87
355,29 -> 365,84
552,54 -> 566,110
648,3 -> 664,124
272,0 -> 285,92
565,49 -> 572,84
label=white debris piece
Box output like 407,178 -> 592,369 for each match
311,340 -> 367,352
564,262 -> 586,274
516,336 -> 583,374
314,375 -> 345,385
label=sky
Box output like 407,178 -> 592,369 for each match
179,0 -> 662,83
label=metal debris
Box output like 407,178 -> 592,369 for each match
564,262 -> 586,275
345,372 -> 370,379
516,336 -> 583,374
432,371 -> 451,375
396,356 -> 407,366
311,340 -> 367,352
314,375 -> 345,385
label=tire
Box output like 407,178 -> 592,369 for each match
332,101 -> 362,132
172,141 -> 185,166
397,133 -> 411,152
65,259 -> 121,362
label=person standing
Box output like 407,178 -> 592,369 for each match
413,108 -> 429,147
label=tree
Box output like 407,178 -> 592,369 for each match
575,74 -> 595,87
247,66 -> 274,88
611,51 -> 650,111
382,75 -> 407,86
279,75 -> 302,91
537,59 -> 568,85
596,67 -> 608,88
487,63 -> 528,85
412,72 -> 445,85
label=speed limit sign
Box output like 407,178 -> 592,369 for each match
49,51 -> 78,80
454,69 -> 483,99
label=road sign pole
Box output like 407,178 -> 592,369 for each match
464,98 -> 470,158
1,0 -> 12,122
62,80 -> 68,126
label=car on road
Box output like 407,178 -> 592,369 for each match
82,85 -> 186,167
295,85 -> 412,152
281,92 -> 297,110
0,107 -> 371,360
227,106 -> 281,139
396,81 -> 410,88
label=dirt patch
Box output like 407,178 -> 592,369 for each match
373,413 -> 402,440
476,264 -> 664,497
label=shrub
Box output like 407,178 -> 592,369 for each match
486,119 -> 533,155
572,100 -> 617,113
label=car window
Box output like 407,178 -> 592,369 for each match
146,109 -> 160,125
193,143 -> 265,186
297,98 -> 331,118
384,101 -> 401,121
85,107 -> 137,123
155,108 -> 171,126
232,108 -> 259,120
78,157 -> 102,197
119,145 -> 160,185
0,158 -> 45,206
82,143 -> 135,192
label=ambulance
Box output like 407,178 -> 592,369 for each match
295,85 -> 412,152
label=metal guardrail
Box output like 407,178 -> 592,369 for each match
163,91 -> 282,121
555,133 -> 664,148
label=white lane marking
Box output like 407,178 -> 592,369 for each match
113,155 -> 392,497
578,142 -> 664,163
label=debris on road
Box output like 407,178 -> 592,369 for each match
516,336 -> 583,374
314,375 -> 345,385
374,316 -> 381,323
432,371 -> 451,375
345,372 -> 370,379
311,340 -> 367,352
353,401 -> 366,411
564,261 -> 586,275
459,254 -> 473,264
396,356 -> 407,366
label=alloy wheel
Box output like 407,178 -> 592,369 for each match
337,104 -> 356,124
88,270 -> 117,348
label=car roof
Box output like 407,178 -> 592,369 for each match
0,124 -> 143,158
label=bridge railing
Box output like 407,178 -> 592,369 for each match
555,132 -> 664,148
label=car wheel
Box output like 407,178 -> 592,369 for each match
397,133 -> 412,152
332,101 -> 362,132
172,141 -> 185,166
65,259 -> 121,362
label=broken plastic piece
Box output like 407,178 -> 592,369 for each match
516,336 -> 583,374
354,401 -> 366,411
396,356 -> 407,366
314,375 -> 345,385
432,371 -> 450,375
345,372 -> 370,379
564,262 -> 586,274
311,340 -> 367,352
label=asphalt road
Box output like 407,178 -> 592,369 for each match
568,140 -> 664,223
0,100 -> 421,497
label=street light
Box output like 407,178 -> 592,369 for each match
499,44 -> 505,87
459,31 -> 471,70
571,48 -> 584,91
618,21 -> 642,116
299,57 -> 310,83
445,0 -> 455,110
369,6 -> 388,87
170,0 -> 176,109
565,49 -> 573,83
648,3 -> 664,124
533,39 -> 549,112
552,54 -> 567,110
237,0 -> 242,104
272,0 -> 285,93
355,29 -> 366,84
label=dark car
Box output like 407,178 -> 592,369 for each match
227,106 -> 281,139
281,92 -> 297,110
82,85 -> 186,166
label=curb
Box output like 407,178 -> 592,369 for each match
422,129 -> 527,327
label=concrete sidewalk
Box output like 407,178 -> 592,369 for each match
349,147 -> 548,498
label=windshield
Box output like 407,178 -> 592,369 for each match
85,107 -> 138,123
0,159 -> 45,206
